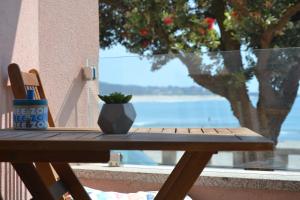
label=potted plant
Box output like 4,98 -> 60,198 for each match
98,92 -> 136,134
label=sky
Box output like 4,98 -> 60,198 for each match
99,45 -> 197,87
99,44 -> 259,92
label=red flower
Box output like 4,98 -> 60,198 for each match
163,16 -> 173,25
198,27 -> 206,35
139,28 -> 149,36
231,11 -> 238,18
204,17 -> 215,30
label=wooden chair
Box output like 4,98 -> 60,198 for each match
8,63 -> 108,200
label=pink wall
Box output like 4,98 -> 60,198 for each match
38,0 -> 100,127
0,0 -> 99,199
0,1 -> 38,199
0,0 -> 99,128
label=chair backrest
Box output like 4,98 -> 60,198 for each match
8,63 -> 60,191
8,63 -> 55,127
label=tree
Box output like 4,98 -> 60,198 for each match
99,0 -> 300,168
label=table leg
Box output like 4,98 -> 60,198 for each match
12,163 -> 56,200
155,151 -> 214,200
12,162 -> 90,200
52,163 -> 91,200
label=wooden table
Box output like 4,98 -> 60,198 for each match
0,128 -> 273,200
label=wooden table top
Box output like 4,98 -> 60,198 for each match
0,128 -> 273,152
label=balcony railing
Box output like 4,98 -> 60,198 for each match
98,47 -> 300,171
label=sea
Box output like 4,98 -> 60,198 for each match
104,95 -> 300,167
131,95 -> 300,142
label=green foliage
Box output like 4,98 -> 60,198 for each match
99,0 -> 221,56
98,92 -> 132,104
223,0 -> 300,48
99,0 -> 300,89
99,0 -> 299,54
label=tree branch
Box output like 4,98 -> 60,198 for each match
209,0 -> 243,73
177,53 -> 258,129
261,2 -> 300,48
270,2 -> 300,35
229,0 -> 248,17
211,0 -> 241,51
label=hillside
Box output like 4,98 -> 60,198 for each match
99,82 -> 212,95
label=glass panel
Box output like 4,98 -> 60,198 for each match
99,47 -> 300,171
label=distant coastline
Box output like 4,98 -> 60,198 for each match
99,82 -> 265,97
131,95 -> 225,102
99,82 -> 212,96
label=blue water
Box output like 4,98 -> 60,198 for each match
132,96 -> 300,142
109,96 -> 300,166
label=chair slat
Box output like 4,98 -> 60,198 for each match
22,72 -> 40,86
34,86 -> 41,99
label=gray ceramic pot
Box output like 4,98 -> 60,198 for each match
98,103 -> 136,134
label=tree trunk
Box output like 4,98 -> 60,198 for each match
178,50 -> 299,169
175,0 -> 300,169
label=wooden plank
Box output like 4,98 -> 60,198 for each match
13,132 -> 46,139
215,128 -> 234,136
162,128 -> 176,134
0,135 -> 273,152
228,127 -> 262,136
0,131 -> 33,139
21,72 -> 39,86
75,133 -> 102,140
34,86 -> 41,99
0,150 -> 110,163
0,131 -> 19,137
201,128 -> 218,134
47,127 -> 100,131
135,128 -> 150,133
215,128 -> 231,133
175,128 -> 189,134
35,163 -> 60,194
25,132 -> 63,140
155,151 -> 213,200
8,63 -> 27,99
149,128 -> 163,134
228,128 -> 272,143
128,128 -> 138,133
1,132 -> 64,140
189,128 -> 203,134
0,128 -> 273,151
45,132 -> 94,140
51,163 -> 91,200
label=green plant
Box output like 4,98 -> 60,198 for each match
98,92 -> 132,104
